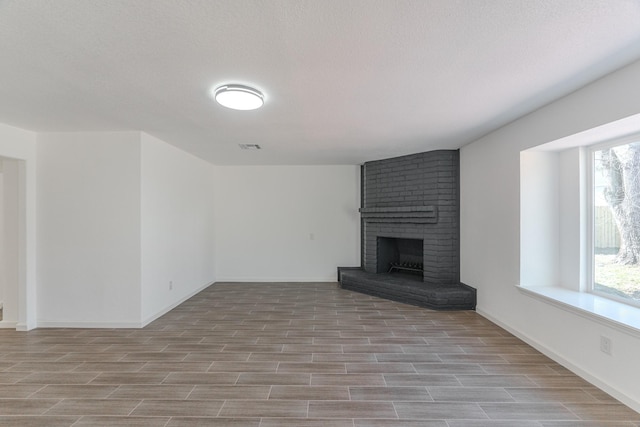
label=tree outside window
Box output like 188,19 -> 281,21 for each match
593,141 -> 640,306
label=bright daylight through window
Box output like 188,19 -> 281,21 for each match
592,140 -> 640,306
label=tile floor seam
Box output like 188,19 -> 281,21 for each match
474,401 -> 491,420
126,398 -> 145,416
183,384 -> 197,400
104,384 -> 122,399
204,358 -> 216,373
115,351 -> 127,362
69,415 -> 83,426
215,399 -> 226,417
559,401 -> 585,422
39,396 -> 64,416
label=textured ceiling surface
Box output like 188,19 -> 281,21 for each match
1,0 -> 640,165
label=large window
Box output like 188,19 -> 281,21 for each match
591,139 -> 640,307
519,116 -> 640,334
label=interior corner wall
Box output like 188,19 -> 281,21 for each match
0,159 -> 21,326
0,168 -> 4,312
460,59 -> 640,410
0,123 -> 37,330
140,133 -> 216,324
36,132 -> 142,327
214,165 -> 360,282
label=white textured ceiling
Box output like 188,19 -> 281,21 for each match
1,0 -> 640,165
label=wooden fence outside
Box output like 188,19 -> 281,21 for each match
595,206 -> 620,251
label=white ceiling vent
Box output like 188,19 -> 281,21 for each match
239,144 -> 261,150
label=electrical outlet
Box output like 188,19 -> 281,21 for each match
600,336 -> 612,355
169,281 -> 173,291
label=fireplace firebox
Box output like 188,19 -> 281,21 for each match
376,237 -> 423,276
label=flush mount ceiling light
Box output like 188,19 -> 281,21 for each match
213,84 -> 264,110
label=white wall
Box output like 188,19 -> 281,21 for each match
0,159 -> 22,326
461,59 -> 640,410
0,167 -> 3,313
0,124 -> 37,330
37,132 -> 142,327
558,148 -> 586,292
140,133 -> 216,323
519,150 -> 560,287
214,165 -> 360,282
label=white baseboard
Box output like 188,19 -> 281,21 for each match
0,321 -> 18,329
141,281 -> 214,327
16,322 -> 36,331
477,308 -> 640,414
36,320 -> 142,328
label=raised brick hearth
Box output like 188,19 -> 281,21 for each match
339,150 -> 476,310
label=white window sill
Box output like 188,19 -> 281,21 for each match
517,285 -> 640,337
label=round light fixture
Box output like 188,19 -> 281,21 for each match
213,84 -> 264,110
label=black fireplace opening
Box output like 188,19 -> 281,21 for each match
376,237 -> 423,277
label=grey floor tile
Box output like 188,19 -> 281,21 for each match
412,363 -> 485,374
139,361 -> 211,372
446,421 -> 542,427
73,416 -> 171,426
347,362 -> 416,374
0,416 -> 81,427
456,374 -> 537,387
167,418 -> 261,426
208,361 -> 279,372
384,374 -> 460,387
311,373 -> 386,386
563,403 -> 640,421
0,283 -> 633,425
480,402 -> 580,420
0,384 -> 45,398
394,401 -> 488,419
349,386 -> 431,401
90,373 -> 168,385
506,387 -> 600,403
427,386 -> 514,402
308,400 -> 397,418
31,385 -> 118,399
270,385 -> 350,400
0,399 -> 61,415
259,419 -> 355,427
45,398 -> 141,416
131,399 -> 224,416
313,353 -> 377,363
277,362 -> 346,373
163,372 -> 239,385
188,385 -> 271,400
248,352 -> 313,362
354,421 -> 448,427
237,373 -> 311,385
541,423 -> 640,427
375,353 -> 441,363
219,399 -> 308,417
108,384 -> 194,399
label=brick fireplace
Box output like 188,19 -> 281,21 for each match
338,150 -> 475,310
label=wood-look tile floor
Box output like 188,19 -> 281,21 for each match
0,282 -> 638,426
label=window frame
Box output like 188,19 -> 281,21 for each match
587,134 -> 640,308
